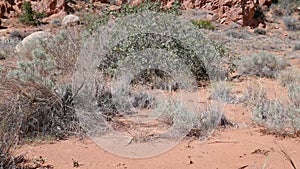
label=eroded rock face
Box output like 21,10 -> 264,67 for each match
179,0 -> 270,27
0,0 -> 273,28
0,0 -> 18,18
0,0 -> 73,19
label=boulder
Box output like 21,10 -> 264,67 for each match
62,14 -> 79,26
16,31 -> 52,58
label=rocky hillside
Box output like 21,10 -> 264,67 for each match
0,0 -> 276,29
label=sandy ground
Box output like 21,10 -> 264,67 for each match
17,127 -> 300,169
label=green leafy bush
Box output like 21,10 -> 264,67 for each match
19,1 -> 47,25
191,20 -> 216,30
238,52 -> 288,78
19,1 -> 38,25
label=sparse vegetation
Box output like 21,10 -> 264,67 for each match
19,1 -> 47,26
2,0 -> 300,166
245,80 -> 300,136
19,1 -> 38,25
210,81 -> 237,103
277,68 -> 300,87
81,0 -> 182,33
294,43 -> 300,51
238,52 -> 288,78
277,0 -> 300,15
254,28 -> 267,35
191,20 -> 216,30
283,16 -> 300,31
0,38 -> 19,60
226,30 -> 249,39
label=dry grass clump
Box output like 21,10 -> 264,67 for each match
283,16 -> 300,31
238,52 -> 289,78
277,67 -> 300,87
0,38 -> 20,60
0,29 -> 82,168
158,100 -> 223,140
244,80 -> 300,136
210,81 -> 237,103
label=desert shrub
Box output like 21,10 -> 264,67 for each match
0,38 -> 19,60
248,81 -> 300,136
226,30 -> 249,39
0,100 -> 25,169
191,20 -> 215,30
1,29 -> 83,139
159,100 -> 223,139
294,43 -> 300,51
237,52 -> 288,78
283,16 -> 300,31
50,18 -> 62,27
271,6 -> 284,17
252,99 -> 289,134
287,83 -> 300,108
19,1 -> 38,25
277,0 -> 300,15
9,30 -> 25,40
210,81 -> 237,103
19,1 -> 47,26
4,48 -> 80,138
277,68 -> 300,87
97,33 -> 227,83
40,29 -> 82,75
254,28 -> 267,35
241,81 -> 268,107
81,0 -> 181,33
112,0 -> 181,17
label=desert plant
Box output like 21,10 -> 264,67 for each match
9,30 -> 25,40
0,38 -> 19,60
238,52 -> 288,78
252,99 -> 288,134
277,0 -> 300,15
40,29 -> 82,76
210,81 -> 237,103
241,81 -> 269,107
248,81 -> 300,136
283,16 -> 300,31
254,28 -> 267,35
191,20 -> 216,30
50,18 -> 62,27
277,68 -> 300,87
0,29 -> 80,138
294,43 -> 300,51
0,100 -> 25,169
19,1 -> 38,25
159,100 -> 223,139
226,30 -> 249,39
81,0 -> 181,33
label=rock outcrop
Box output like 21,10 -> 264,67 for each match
0,0 -> 73,19
0,0 -> 273,28
179,0 -> 271,27
16,31 -> 52,57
